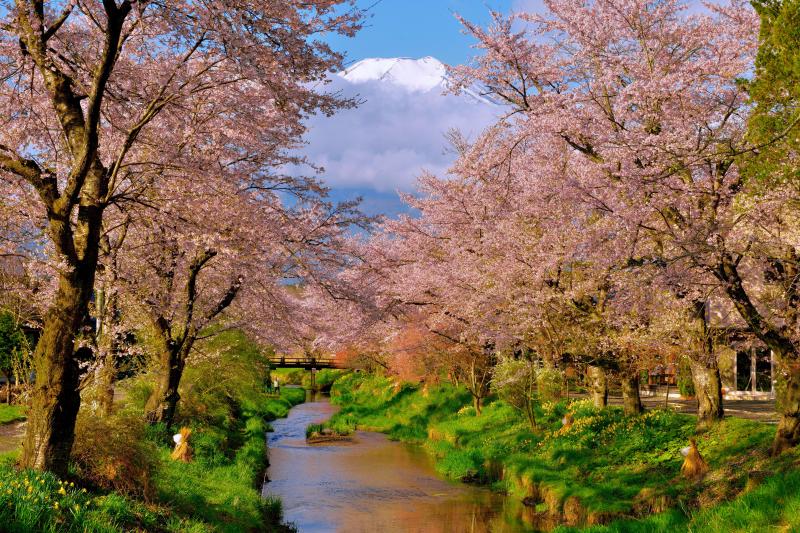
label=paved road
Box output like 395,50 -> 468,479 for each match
607,394 -> 779,423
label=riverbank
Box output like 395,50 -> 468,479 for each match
264,396 -> 525,532
0,332 -> 305,532
326,373 -> 800,531
0,387 -> 304,532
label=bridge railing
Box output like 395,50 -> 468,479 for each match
267,356 -> 341,368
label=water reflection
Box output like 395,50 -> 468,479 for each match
262,398 -> 540,533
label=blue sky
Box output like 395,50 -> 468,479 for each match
327,0 -> 515,66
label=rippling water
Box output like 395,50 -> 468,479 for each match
262,395 -> 539,533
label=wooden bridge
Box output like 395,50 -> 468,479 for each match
268,356 -> 342,370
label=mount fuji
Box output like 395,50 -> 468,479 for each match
337,56 -> 498,105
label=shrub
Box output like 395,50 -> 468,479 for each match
71,412 -> 156,498
493,357 -> 539,428
120,376 -> 154,412
537,367 -> 564,401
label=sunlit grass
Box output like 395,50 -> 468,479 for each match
330,373 -> 796,531
0,330 -> 305,533
0,404 -> 26,425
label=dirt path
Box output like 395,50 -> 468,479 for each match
564,391 -> 779,423
607,394 -> 779,423
0,421 -> 25,454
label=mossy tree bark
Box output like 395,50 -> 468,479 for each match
621,372 -> 643,415
2,372 -> 10,404
587,365 -> 608,408
713,253 -> 800,454
2,2 -> 131,475
145,339 -> 191,427
94,225 -> 129,417
687,300 -> 723,428
690,361 -> 724,428
23,267 -> 97,475
773,361 -> 800,455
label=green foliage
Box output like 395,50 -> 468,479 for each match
119,378 -> 153,412
536,366 -> 564,402
71,413 -> 156,497
0,311 -> 29,381
305,418 -> 354,439
0,329 -> 302,533
332,373 -> 787,529
271,369 -> 304,385
0,467 -> 213,532
747,0 -> 800,185
302,369 -> 346,392
492,357 -> 538,428
677,358 -> 695,398
557,467 -> 800,533
305,423 -> 324,438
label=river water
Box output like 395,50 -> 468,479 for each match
262,394 -> 538,533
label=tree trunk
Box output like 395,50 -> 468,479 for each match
145,345 -> 187,427
714,255 -> 799,453
687,300 -> 723,427
690,360 -> 723,428
587,365 -> 608,408
2,372 -> 9,404
96,352 -> 116,417
22,270 -> 94,476
524,400 -> 537,429
473,394 -> 482,415
621,372 -> 643,415
94,284 -> 120,417
772,360 -> 800,455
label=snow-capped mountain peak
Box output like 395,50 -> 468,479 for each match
338,56 -> 497,105
339,56 -> 446,93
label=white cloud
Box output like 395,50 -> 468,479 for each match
296,58 -> 501,194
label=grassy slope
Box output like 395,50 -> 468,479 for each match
0,330 -> 306,533
0,404 -> 26,424
148,387 -> 305,533
0,388 -> 304,533
328,372 -> 799,531
271,368 -> 345,392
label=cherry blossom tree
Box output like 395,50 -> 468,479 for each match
449,0 -> 766,430
0,0 -> 361,474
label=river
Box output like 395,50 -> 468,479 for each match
262,394 -> 539,532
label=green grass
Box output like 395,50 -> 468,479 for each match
0,404 -> 26,424
0,466 -> 214,532
557,468 -> 800,532
151,388 -> 305,532
0,330 -> 306,532
330,373 -> 798,531
305,420 -> 353,439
